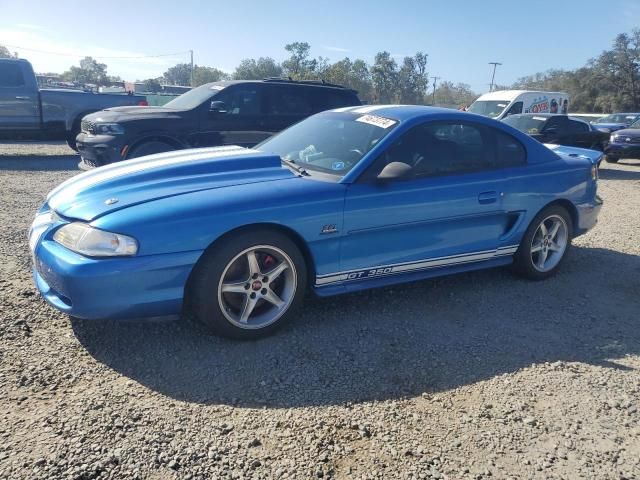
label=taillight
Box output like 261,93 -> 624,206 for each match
137,99 -> 148,106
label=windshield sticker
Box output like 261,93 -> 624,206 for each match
356,114 -> 397,129
533,116 -> 547,121
210,85 -> 224,91
331,161 -> 345,170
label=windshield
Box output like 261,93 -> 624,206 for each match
256,112 -> 398,176
502,115 -> 547,134
467,100 -> 510,118
629,118 -> 640,129
164,83 -> 225,110
595,113 -> 639,124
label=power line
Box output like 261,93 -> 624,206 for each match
3,44 -> 191,59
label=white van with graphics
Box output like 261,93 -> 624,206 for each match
467,90 -> 570,120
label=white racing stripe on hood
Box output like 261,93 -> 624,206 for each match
49,146 -> 254,201
352,105 -> 409,114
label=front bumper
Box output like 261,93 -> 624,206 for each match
30,216 -> 202,320
574,195 -> 603,237
605,141 -> 640,159
75,132 -> 127,169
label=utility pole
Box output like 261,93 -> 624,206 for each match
431,76 -> 440,105
190,50 -> 194,87
488,62 -> 502,92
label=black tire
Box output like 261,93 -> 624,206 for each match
187,229 -> 308,339
127,141 -> 174,159
605,155 -> 619,163
512,205 -> 573,281
66,124 -> 80,152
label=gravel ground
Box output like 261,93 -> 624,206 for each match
1,141 -> 640,480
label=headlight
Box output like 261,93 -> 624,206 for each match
610,134 -> 619,142
94,123 -> 125,135
53,222 -> 137,257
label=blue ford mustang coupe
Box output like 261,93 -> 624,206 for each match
30,106 -> 602,338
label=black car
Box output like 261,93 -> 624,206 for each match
501,113 -> 609,152
604,119 -> 640,163
75,78 -> 361,169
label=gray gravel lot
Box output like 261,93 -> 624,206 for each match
1,141 -> 639,479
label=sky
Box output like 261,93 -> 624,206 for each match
1,0 -> 639,93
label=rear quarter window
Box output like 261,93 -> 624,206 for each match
495,130 -> 527,167
0,63 -> 25,87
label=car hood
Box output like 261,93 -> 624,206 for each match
593,123 -> 628,132
47,146 -> 295,221
85,106 -> 184,122
611,128 -> 640,138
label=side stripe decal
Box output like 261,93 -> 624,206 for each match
315,245 -> 519,286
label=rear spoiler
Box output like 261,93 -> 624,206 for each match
544,144 -> 603,165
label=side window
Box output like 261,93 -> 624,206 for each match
0,63 -> 25,88
214,87 -> 261,115
267,87 -> 312,116
312,90 -> 357,111
567,120 -> 589,133
505,101 -> 523,117
366,121 -> 528,181
494,130 -> 527,168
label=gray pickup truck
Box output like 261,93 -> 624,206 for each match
0,58 -> 147,150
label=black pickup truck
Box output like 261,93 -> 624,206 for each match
0,58 -> 147,149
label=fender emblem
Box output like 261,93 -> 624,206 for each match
105,198 -> 119,205
321,224 -> 338,234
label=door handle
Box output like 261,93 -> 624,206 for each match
15,96 -> 31,100
478,191 -> 499,204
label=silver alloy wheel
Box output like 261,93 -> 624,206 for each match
530,214 -> 569,272
217,245 -> 297,329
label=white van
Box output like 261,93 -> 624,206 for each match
467,90 -> 570,120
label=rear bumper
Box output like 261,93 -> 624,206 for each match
605,142 -> 640,159
75,132 -> 126,169
33,237 -> 202,320
574,195 -> 603,236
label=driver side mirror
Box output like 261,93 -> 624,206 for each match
209,100 -> 227,114
377,162 -> 413,182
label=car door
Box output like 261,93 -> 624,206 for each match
339,120 -> 525,277
0,61 -> 40,131
197,84 -> 270,148
536,116 -> 568,144
264,84 -> 314,134
564,119 -> 596,149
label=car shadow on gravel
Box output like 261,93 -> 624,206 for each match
0,156 -> 79,171
598,166 -> 640,181
72,245 -> 640,408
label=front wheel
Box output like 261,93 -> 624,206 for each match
512,205 -> 573,280
604,155 -> 619,163
187,229 -> 307,339
127,141 -> 174,159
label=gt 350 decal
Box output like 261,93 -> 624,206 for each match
315,245 -> 519,286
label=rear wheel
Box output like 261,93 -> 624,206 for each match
512,205 -> 572,280
127,140 -> 174,159
187,229 -> 307,339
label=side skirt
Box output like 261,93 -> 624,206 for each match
313,255 -> 514,297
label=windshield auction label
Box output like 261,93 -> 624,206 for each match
356,114 -> 397,129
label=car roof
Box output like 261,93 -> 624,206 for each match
328,104 -> 458,121
476,90 -> 568,102
203,79 -> 357,93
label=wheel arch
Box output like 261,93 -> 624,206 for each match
184,222 -> 317,300
538,199 -> 579,232
125,135 -> 184,158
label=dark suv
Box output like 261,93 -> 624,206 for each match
76,78 -> 361,169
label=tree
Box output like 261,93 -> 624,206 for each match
323,57 -> 373,102
0,45 -> 14,58
432,81 -> 477,107
397,52 -> 429,104
192,65 -> 229,86
142,78 -> 162,93
233,57 -> 283,80
371,51 -> 398,103
61,57 -> 109,85
163,63 -> 192,86
282,42 -> 317,79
